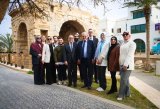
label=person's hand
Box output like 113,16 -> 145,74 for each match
97,58 -> 103,65
38,54 -> 42,57
42,61 -> 44,64
92,59 -> 95,64
55,63 -> 59,66
77,59 -> 80,65
64,61 -> 68,65
122,66 -> 127,71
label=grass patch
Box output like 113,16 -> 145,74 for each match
72,78 -> 158,109
27,71 -> 33,74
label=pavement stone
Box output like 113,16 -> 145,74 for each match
0,65 -> 133,109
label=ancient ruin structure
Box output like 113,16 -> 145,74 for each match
9,1 -> 99,69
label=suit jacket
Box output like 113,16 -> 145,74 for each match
119,40 -> 136,70
77,40 -> 95,61
30,42 -> 43,65
42,44 -> 51,63
49,43 -> 55,63
89,36 -> 98,49
64,42 -> 77,63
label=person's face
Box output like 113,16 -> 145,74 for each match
41,36 -> 46,42
100,34 -> 105,40
58,39 -> 63,44
111,38 -> 116,44
36,37 -> 41,42
68,35 -> 74,42
47,37 -> 53,44
123,33 -> 130,41
88,30 -> 93,36
54,37 -> 58,43
82,33 -> 88,40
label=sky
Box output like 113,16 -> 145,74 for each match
0,1 -> 128,36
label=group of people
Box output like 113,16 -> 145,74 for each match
30,28 -> 136,101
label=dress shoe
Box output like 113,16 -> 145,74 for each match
68,84 -> 72,87
107,90 -> 114,94
87,86 -> 92,90
81,85 -> 87,88
73,83 -> 77,87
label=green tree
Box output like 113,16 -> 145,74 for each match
123,0 -> 159,71
0,34 -> 13,63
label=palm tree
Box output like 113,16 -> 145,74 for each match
124,0 -> 159,71
0,34 -> 13,64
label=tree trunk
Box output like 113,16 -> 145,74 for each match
0,0 -> 10,24
144,7 -> 151,71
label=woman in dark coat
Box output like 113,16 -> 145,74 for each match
30,36 -> 45,85
107,36 -> 120,94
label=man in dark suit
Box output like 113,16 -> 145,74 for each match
77,32 -> 95,89
88,28 -> 99,83
30,35 -> 45,85
64,35 -> 78,87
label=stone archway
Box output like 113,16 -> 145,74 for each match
134,39 -> 145,52
16,22 -> 28,67
59,20 -> 85,43
17,22 -> 28,53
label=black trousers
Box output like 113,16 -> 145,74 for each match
78,64 -> 83,81
45,63 -> 51,84
68,62 -> 77,85
57,65 -> 67,81
33,64 -> 45,85
109,71 -> 117,91
93,63 -> 98,82
81,59 -> 93,87
97,66 -> 107,90
49,62 -> 57,83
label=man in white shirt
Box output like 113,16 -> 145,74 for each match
117,31 -> 136,100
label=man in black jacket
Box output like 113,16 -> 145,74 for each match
88,29 -> 99,83
64,35 -> 78,87
77,32 -> 95,89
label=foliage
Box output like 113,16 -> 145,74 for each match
74,78 -> 158,109
27,70 -> 33,74
0,34 -> 13,52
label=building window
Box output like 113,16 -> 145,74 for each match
111,28 -> 114,33
155,23 -> 160,30
131,24 -> 146,34
133,10 -> 144,19
117,28 -> 121,33
50,5 -> 54,12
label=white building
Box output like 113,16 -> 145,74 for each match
99,3 -> 160,54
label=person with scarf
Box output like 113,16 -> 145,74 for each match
30,35 -> 45,85
95,33 -> 108,91
107,36 -> 120,94
117,32 -> 136,100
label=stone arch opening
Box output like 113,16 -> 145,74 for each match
134,39 -> 145,52
59,20 -> 85,43
17,22 -> 28,53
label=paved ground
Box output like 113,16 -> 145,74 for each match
130,70 -> 160,108
0,65 -> 132,109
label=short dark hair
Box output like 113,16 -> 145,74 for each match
122,31 -> 129,36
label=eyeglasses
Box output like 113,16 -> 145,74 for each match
122,34 -> 129,37
48,38 -> 52,40
36,38 -> 41,39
